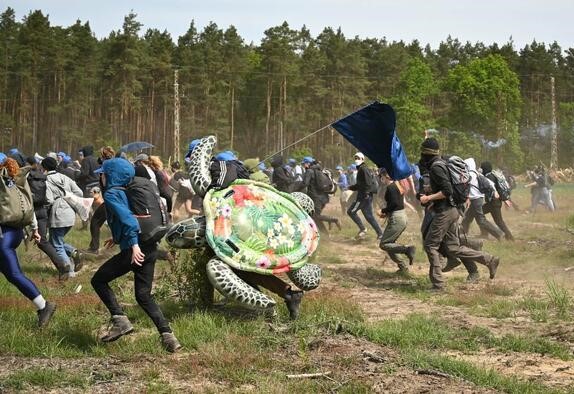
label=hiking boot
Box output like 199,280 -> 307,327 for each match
355,230 -> 367,240
71,250 -> 83,272
488,257 -> 500,279
466,272 -> 480,283
37,302 -> 56,327
442,259 -> 461,273
284,290 -> 304,320
396,267 -> 409,276
406,245 -> 416,265
58,270 -> 70,282
334,218 -> 342,231
101,315 -> 134,342
376,233 -> 383,241
429,286 -> 445,293
160,332 -> 182,353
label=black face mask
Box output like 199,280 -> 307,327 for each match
419,155 -> 430,170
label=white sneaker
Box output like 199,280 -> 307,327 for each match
355,230 -> 367,240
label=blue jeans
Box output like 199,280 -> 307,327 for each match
347,194 -> 383,236
49,226 -> 75,270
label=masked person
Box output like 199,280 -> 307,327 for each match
347,152 -> 383,240
418,138 -> 500,291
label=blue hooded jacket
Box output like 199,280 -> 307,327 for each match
101,158 -> 140,250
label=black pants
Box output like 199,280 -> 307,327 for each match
89,203 -> 107,251
35,208 -> 66,272
311,196 -> 337,234
91,242 -> 171,334
461,198 -> 503,240
482,199 -> 514,241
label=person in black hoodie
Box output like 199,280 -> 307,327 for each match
347,152 -> 383,240
270,155 -> 294,192
77,145 -> 100,197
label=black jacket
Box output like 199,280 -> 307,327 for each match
271,156 -> 294,192
78,145 -> 100,189
302,163 -> 328,205
428,156 -> 454,212
349,163 -> 376,199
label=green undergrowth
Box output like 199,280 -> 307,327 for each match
354,313 -> 572,361
0,368 -> 88,391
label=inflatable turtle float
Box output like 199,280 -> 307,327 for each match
166,136 -> 321,311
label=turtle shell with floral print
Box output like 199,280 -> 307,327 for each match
203,179 -> 320,275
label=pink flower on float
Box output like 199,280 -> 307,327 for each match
256,255 -> 271,269
222,205 -> 232,218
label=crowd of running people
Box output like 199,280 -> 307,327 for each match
0,136 -> 558,352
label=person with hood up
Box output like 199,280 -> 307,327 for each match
270,155 -> 294,192
244,158 -> 270,184
43,157 -> 84,277
77,145 -> 100,197
347,152 -> 383,240
91,158 -> 181,352
461,158 -> 504,241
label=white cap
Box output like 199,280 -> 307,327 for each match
354,152 -> 365,160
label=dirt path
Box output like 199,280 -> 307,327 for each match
318,234 -> 574,389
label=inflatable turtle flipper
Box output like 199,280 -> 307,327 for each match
206,258 -> 276,310
287,263 -> 321,291
291,192 -> 315,216
189,135 -> 217,197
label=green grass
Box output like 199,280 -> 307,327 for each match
358,313 -> 572,360
546,279 -> 572,319
404,350 -> 563,394
0,368 -> 88,391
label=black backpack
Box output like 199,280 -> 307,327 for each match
314,169 -> 337,194
433,156 -> 470,206
27,169 -> 48,207
122,177 -> 171,243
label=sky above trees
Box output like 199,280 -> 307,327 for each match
7,0 -> 574,49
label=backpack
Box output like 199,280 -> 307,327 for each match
122,176 -> 171,243
0,169 -> 34,228
433,156 -> 470,206
314,169 -> 337,194
476,172 -> 495,203
27,169 -> 48,207
490,169 -> 511,201
366,169 -> 379,194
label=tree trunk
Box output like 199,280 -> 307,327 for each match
230,84 -> 235,150
265,78 -> 272,154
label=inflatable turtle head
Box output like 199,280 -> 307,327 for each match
188,135 -> 217,197
165,215 -> 207,249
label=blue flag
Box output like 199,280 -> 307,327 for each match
331,102 -> 412,180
